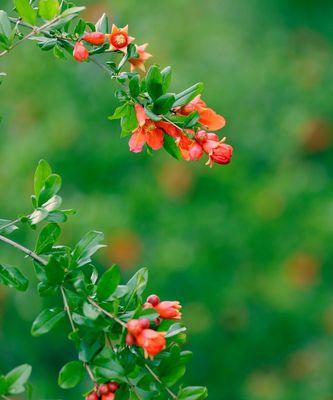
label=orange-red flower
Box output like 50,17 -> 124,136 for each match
82,32 -> 106,46
108,24 -> 134,53
155,301 -> 182,320
129,43 -> 152,72
196,131 -> 233,167
73,42 -> 89,62
136,329 -> 166,359
129,105 -> 165,153
179,95 -> 226,131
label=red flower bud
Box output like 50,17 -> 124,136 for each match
127,319 -> 144,336
82,32 -> 106,46
99,384 -> 110,395
73,41 -> 89,62
154,317 -> 161,326
139,318 -> 150,329
188,142 -> 203,161
155,301 -> 182,320
108,382 -> 119,392
126,333 -> 136,345
210,143 -> 233,165
86,392 -> 99,400
143,301 -> 154,309
102,393 -> 115,400
147,294 -> 160,307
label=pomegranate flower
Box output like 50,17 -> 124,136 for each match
73,41 -> 89,62
136,329 -> 166,359
126,318 -> 166,358
155,301 -> 182,320
82,32 -> 106,46
129,43 -> 152,72
129,105 -> 165,153
108,24 -> 134,53
196,130 -> 233,167
179,95 -> 226,131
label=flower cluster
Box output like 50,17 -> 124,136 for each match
126,295 -> 182,359
86,382 -> 120,400
68,14 -> 233,167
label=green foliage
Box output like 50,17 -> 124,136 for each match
0,364 -> 32,396
0,161 -> 206,398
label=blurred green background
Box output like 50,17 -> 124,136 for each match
1,0 -> 333,399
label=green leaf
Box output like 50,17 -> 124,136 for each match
44,256 -> 64,285
71,231 -> 105,268
183,111 -> 200,128
0,11 -> 12,39
108,103 -> 129,120
163,134 -> 182,160
178,386 -> 208,400
161,66 -> 172,93
39,0 -> 60,20
129,75 -> 140,98
60,6 -> 85,18
0,219 -> 18,235
29,208 -> 49,225
35,223 -> 61,254
6,364 -> 32,395
14,0 -> 37,25
0,264 -> 29,291
95,13 -> 109,33
121,104 -> 138,132
31,308 -> 65,336
38,174 -> 62,206
126,267 -> 148,297
34,159 -> 52,202
96,264 -> 121,301
173,83 -> 204,108
58,361 -> 85,389
146,65 -> 164,100
92,348 -> 125,380
153,93 -> 175,115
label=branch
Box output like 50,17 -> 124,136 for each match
0,232 -> 177,399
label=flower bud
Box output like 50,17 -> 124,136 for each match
147,294 -> 160,307
86,391 -> 99,400
82,32 -> 106,45
188,142 -> 203,161
102,393 -> 115,400
210,143 -> 233,165
108,382 -> 119,392
126,319 -> 144,336
155,301 -> 182,320
139,318 -> 150,329
126,333 -> 136,345
154,317 -> 161,326
73,41 -> 89,62
99,384 -> 110,395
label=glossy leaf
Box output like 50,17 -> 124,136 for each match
0,264 -> 29,291
39,0 -> 60,20
173,83 -> 204,108
6,364 -> 32,395
14,0 -> 37,25
96,264 -> 121,301
71,231 -> 105,267
178,386 -> 208,400
58,361 -> 85,389
31,308 -> 66,336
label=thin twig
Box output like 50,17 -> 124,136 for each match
0,234 -> 176,399
0,234 -> 46,265
87,297 -> 127,328
145,364 -> 177,399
